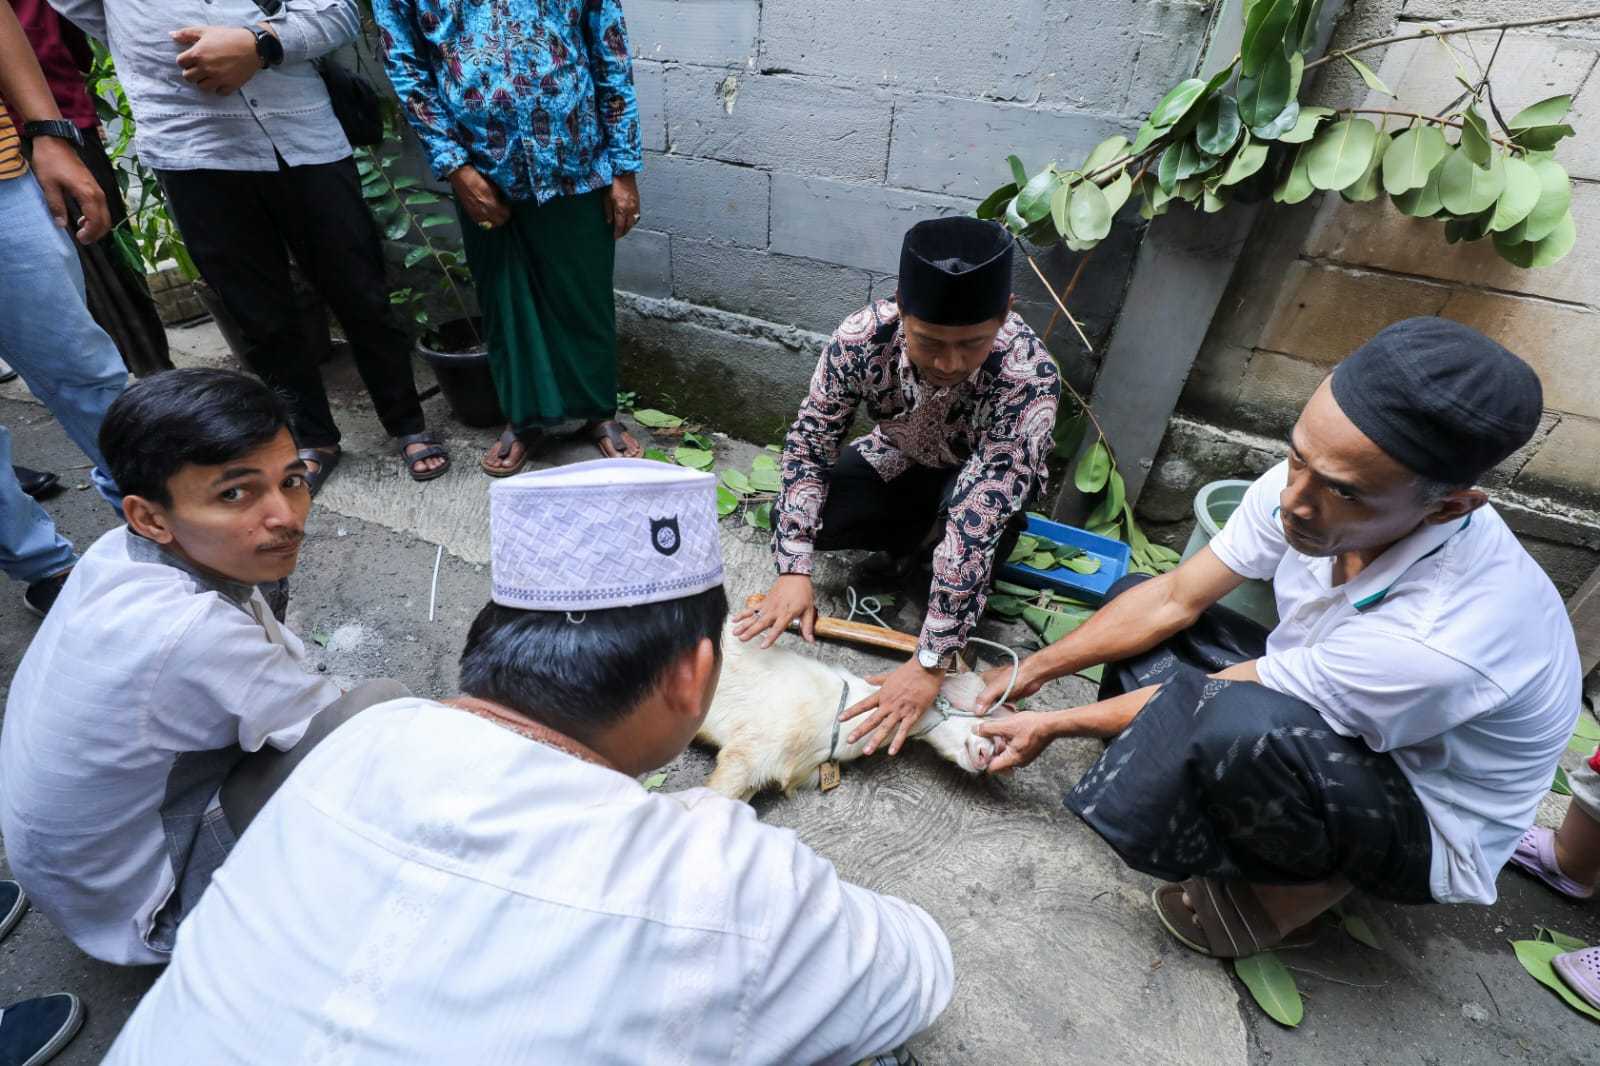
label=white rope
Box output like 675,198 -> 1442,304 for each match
428,544 -> 443,622
842,585 -> 1022,716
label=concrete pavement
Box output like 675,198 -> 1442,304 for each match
0,322 -> 1595,1063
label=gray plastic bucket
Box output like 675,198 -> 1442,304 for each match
1180,479 -> 1279,628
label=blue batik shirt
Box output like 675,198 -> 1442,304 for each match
371,0 -> 642,204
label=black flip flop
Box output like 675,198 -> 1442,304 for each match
398,431 -> 451,482
298,446 -> 341,498
480,427 -> 543,477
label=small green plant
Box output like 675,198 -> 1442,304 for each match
356,115 -> 478,346
84,44 -> 196,280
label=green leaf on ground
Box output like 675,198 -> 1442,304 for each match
633,408 -> 684,429
309,628 -> 330,648
641,771 -> 668,790
643,447 -> 673,463
720,468 -> 752,496
1077,663 -> 1105,683
986,594 -> 1028,620
1381,126 -> 1449,196
673,446 -> 714,470
1553,765 -> 1573,795
749,464 -> 783,493
682,430 -> 714,450
745,501 -> 773,531
1573,715 -> 1600,742
715,485 -> 739,517
1536,926 -> 1589,953
1512,939 -> 1600,1021
752,453 -> 778,471
1233,953 -> 1304,1027
1075,441 -> 1113,493
994,580 -> 1040,598
1342,914 -> 1381,950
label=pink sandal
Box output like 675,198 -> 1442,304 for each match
1554,946 -> 1600,1011
1508,827 -> 1595,900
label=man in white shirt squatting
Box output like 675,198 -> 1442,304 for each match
0,368 -> 406,965
105,458 -> 953,1066
971,317 -> 1581,959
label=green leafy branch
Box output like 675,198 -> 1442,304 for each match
356,115 -> 479,345
632,408 -> 783,529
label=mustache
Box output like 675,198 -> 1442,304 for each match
257,532 -> 305,552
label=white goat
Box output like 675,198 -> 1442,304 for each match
697,626 -> 1009,801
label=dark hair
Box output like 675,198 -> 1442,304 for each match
458,585 -> 729,742
100,369 -> 294,505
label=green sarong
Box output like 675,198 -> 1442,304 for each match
459,189 -> 617,434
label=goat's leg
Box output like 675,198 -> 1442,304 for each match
705,749 -> 763,803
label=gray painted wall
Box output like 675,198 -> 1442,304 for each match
611,0 -> 1217,439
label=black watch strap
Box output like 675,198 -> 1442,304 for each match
20,120 -> 83,148
253,26 -> 285,68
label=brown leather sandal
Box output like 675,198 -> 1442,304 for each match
398,431 -> 451,482
1152,877 -> 1321,958
298,446 -> 341,498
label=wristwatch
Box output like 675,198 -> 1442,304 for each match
917,647 -> 949,671
20,120 -> 83,148
252,26 -> 284,68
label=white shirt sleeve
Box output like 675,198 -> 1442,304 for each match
1257,625 -> 1506,751
146,597 -> 341,754
745,831 -> 954,1065
1208,462 -> 1290,582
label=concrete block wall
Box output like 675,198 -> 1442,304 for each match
1153,1 -> 1600,596
612,0 -> 1216,439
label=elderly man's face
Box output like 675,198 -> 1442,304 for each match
1278,379 -> 1470,558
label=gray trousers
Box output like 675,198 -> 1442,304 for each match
220,679 -> 410,837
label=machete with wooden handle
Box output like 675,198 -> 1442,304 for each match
743,593 -> 920,655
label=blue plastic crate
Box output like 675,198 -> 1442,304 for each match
995,515 -> 1130,605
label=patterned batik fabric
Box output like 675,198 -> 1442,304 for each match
371,0 -> 642,204
1065,576 -> 1435,903
774,300 -> 1060,657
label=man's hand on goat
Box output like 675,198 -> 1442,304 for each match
731,574 -> 816,648
842,657 -> 944,756
974,710 -> 1061,773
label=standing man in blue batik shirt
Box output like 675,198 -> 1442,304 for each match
371,0 -> 646,476
48,0 -> 450,492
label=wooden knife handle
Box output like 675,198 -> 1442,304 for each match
743,594 -> 920,655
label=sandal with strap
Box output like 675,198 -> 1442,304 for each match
480,426 -> 547,478
1508,826 -> 1596,900
1152,877 -> 1321,959
397,431 -> 451,482
586,418 -> 642,459
298,446 -> 341,498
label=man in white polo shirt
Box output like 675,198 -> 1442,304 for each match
970,317 -> 1581,958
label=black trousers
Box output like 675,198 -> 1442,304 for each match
157,157 -> 424,447
76,133 -> 172,376
813,443 -> 1025,563
1065,575 -> 1435,903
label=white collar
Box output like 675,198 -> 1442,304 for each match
1338,514 -> 1473,610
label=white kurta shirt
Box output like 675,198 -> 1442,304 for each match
1210,462 -> 1581,904
0,527 -> 337,964
105,698 -> 955,1065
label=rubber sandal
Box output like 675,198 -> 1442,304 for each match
397,431 -> 451,482
480,427 -> 534,478
1152,877 -> 1320,959
298,446 -> 341,498
587,418 -> 641,459
1508,826 -> 1595,899
1554,946 -> 1600,1011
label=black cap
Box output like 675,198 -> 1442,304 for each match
1330,317 -> 1543,484
897,217 -> 1014,326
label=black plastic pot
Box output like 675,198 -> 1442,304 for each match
418,317 -> 502,427
193,276 -> 333,368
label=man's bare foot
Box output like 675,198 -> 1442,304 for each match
1180,878 -> 1351,939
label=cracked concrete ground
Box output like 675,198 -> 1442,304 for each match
1,322 -> 1596,1064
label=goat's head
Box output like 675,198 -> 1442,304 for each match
921,671 -> 1016,774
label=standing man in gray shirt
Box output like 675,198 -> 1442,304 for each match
48,0 -> 451,492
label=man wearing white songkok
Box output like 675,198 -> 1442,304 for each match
106,458 -> 955,1066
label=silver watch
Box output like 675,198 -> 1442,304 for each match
917,647 -> 946,670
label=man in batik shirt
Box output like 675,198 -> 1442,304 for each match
372,0 -> 646,473
736,217 -> 1060,756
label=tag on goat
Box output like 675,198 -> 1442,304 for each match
819,760 -> 841,792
